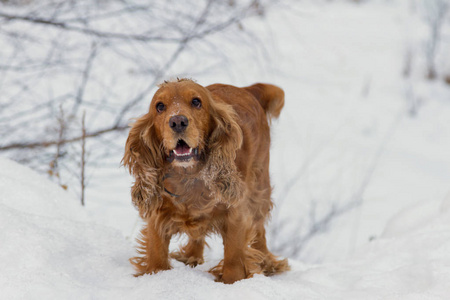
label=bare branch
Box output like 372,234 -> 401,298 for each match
0,125 -> 128,151
80,111 -> 87,206
0,11 -> 180,43
73,42 -> 98,115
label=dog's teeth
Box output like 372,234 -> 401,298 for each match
173,148 -> 193,157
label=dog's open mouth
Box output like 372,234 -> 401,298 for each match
167,139 -> 200,162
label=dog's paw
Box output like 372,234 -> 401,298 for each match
130,256 -> 172,277
209,260 -> 247,284
208,260 -> 224,281
170,251 -> 204,267
221,264 -> 246,284
261,256 -> 290,276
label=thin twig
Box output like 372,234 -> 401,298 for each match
81,111 -> 87,206
0,124 -> 128,151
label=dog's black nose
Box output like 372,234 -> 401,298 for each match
169,115 -> 189,133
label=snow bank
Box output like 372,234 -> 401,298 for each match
1,157 -> 450,299
0,158 -> 86,222
0,158 -> 133,299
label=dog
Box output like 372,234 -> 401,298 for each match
123,78 -> 289,284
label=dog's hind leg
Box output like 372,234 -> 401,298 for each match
253,222 -> 290,276
170,236 -> 205,267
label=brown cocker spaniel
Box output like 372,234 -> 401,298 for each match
123,79 -> 289,284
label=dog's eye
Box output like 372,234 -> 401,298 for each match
192,98 -> 202,108
156,102 -> 166,113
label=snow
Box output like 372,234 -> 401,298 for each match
1,157 -> 450,299
2,0 -> 450,298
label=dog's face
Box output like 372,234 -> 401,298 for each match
149,80 -> 212,168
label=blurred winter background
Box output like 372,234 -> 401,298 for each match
1,0 -> 450,298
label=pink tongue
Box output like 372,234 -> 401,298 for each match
176,143 -> 190,155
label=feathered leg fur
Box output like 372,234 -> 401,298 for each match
130,215 -> 171,276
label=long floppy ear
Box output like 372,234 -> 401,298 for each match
205,99 -> 244,205
122,113 -> 163,218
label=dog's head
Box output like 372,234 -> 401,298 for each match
151,79 -> 213,168
123,79 -> 243,175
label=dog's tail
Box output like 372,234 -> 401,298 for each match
244,83 -> 285,120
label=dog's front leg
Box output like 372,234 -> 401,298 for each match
220,209 -> 251,284
131,213 -> 172,276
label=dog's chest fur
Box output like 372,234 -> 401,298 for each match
160,167 -> 226,236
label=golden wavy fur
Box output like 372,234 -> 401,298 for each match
122,79 -> 289,284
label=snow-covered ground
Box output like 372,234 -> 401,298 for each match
1,159 -> 450,299
1,0 -> 450,299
